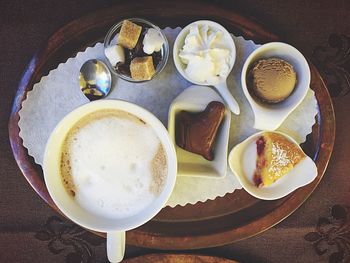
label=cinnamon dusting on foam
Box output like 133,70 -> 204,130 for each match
150,144 -> 167,195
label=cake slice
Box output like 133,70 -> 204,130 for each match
175,101 -> 225,161
253,132 -> 305,187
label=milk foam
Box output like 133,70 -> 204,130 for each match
60,110 -> 167,219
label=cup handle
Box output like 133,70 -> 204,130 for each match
107,231 -> 125,263
214,81 -> 240,115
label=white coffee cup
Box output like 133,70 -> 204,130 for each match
43,100 -> 177,262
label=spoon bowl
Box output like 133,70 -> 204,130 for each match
79,59 -> 112,101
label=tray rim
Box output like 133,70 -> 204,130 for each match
124,253 -> 238,262
8,0 -> 336,250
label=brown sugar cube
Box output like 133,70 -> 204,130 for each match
130,56 -> 156,80
118,20 -> 142,49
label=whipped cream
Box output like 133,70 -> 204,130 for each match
143,28 -> 164,55
179,24 -> 232,84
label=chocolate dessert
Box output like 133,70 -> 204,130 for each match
175,101 -> 225,161
247,58 -> 297,104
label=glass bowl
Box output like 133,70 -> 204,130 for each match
103,18 -> 169,83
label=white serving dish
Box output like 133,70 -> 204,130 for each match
172,20 -> 240,114
168,85 -> 231,178
228,131 -> 317,200
241,42 -> 311,131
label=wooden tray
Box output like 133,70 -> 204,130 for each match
124,253 -> 237,263
8,0 -> 335,250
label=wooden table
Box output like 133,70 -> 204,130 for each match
1,1 -> 349,262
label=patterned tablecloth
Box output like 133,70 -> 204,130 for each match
1,0 -> 349,262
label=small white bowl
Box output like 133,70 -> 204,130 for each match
228,131 -> 317,200
168,85 -> 231,178
173,20 -> 236,85
241,42 -> 311,130
173,20 -> 240,115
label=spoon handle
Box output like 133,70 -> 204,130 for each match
214,81 -> 240,115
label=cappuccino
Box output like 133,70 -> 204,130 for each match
60,109 -> 167,219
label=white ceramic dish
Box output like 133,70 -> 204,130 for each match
241,42 -> 311,131
43,100 -> 177,262
228,131 -> 317,200
168,85 -> 231,178
173,20 -> 240,114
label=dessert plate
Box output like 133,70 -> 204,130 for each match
9,1 -> 335,249
229,131 -> 318,200
168,85 -> 231,178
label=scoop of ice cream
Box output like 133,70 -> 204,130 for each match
104,44 -> 125,67
142,28 -> 165,55
249,58 -> 297,103
179,24 -> 232,84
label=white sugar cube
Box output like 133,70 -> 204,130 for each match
104,44 -> 125,66
143,28 -> 165,55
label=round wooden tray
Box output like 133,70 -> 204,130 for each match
124,253 -> 237,263
9,0 -> 335,250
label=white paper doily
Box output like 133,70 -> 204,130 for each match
18,27 -> 318,207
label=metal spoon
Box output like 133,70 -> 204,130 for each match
79,59 -> 112,101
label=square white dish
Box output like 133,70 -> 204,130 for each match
168,85 -> 231,178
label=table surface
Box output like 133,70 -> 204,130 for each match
1,0 -> 349,262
